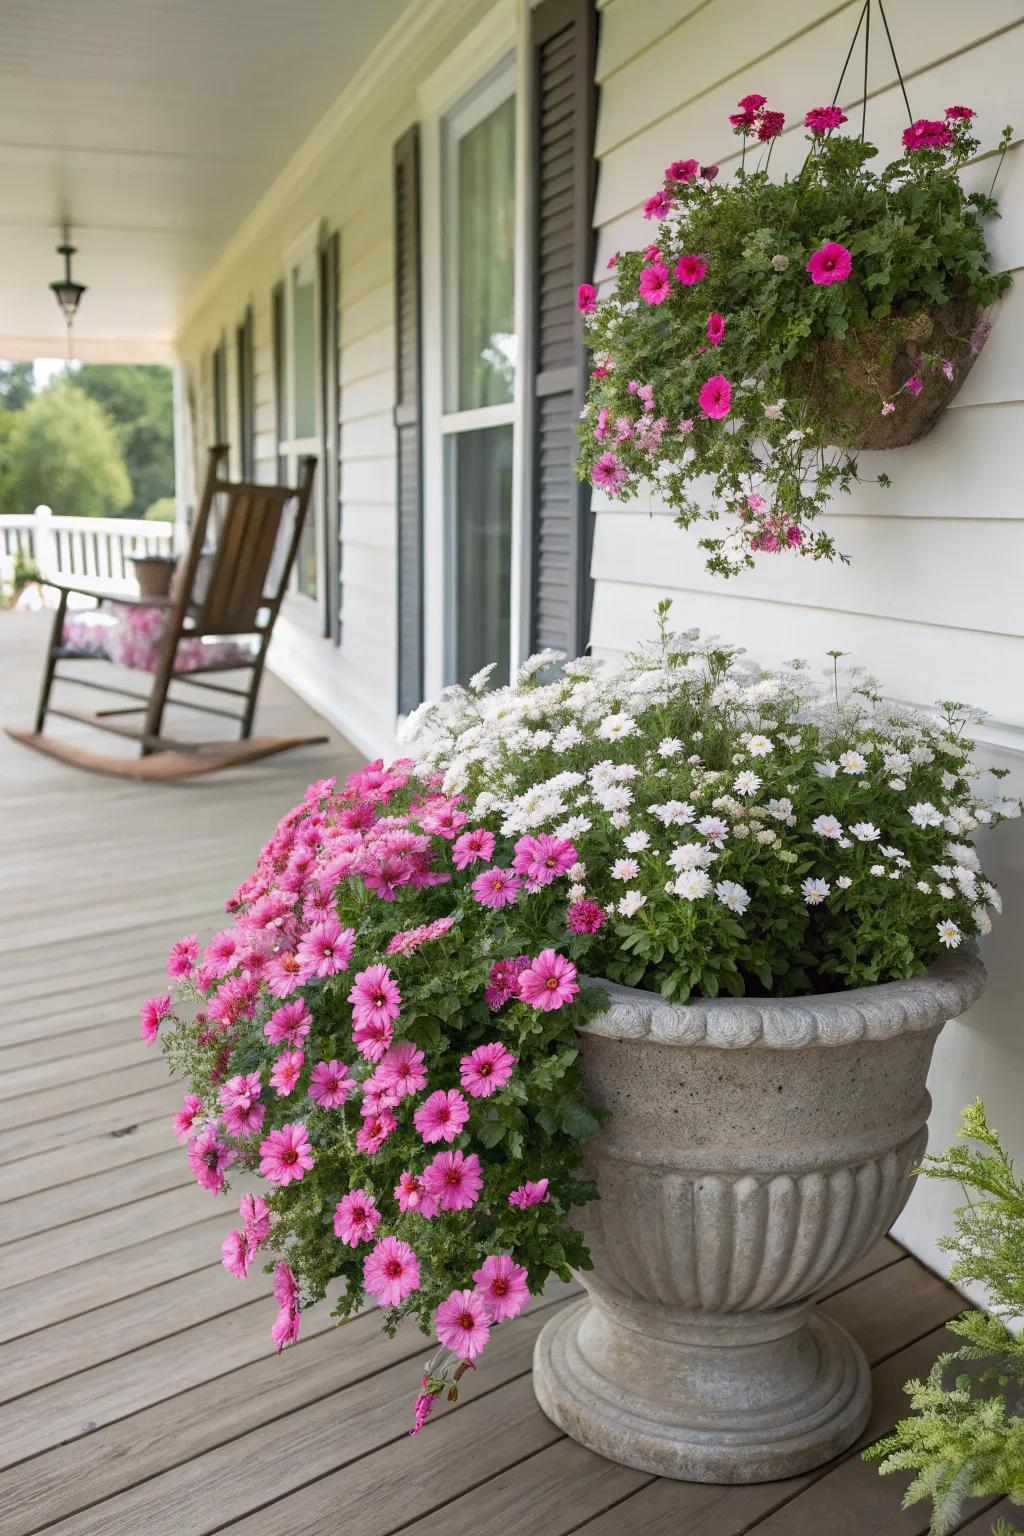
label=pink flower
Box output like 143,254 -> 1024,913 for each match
460,1042 -> 516,1098
471,866 -> 521,909
805,241 -> 852,285
486,954 -> 530,1010
738,93 -> 767,112
452,827 -> 495,870
265,998 -> 312,1046
423,1148 -> 483,1212
567,898 -> 606,934
355,1108 -> 396,1154
435,1287 -> 490,1361
590,452 -> 629,496
638,261 -> 671,304
221,1228 -> 252,1279
219,1071 -> 261,1112
804,105 -> 847,134
512,833 -> 577,888
264,950 -> 303,998
674,253 -> 707,285
881,400 -> 896,416
352,1014 -> 394,1062
364,1236 -> 421,1307
376,1041 -> 428,1099
205,928 -> 241,977
698,374 -> 732,420
296,920 -> 355,980
905,375 -> 924,396
395,1170 -> 440,1218
308,1059 -> 354,1108
270,1049 -> 304,1097
518,949 -> 579,1011
167,934 -> 199,980
414,1088 -> 470,1144
903,118 -> 953,152
240,1192 -> 271,1244
786,525 -> 803,547
140,993 -> 172,1046
945,105 -> 975,121
473,1254 -> 530,1323
508,1177 -> 550,1209
410,1382 -> 437,1435
757,110 -> 785,141
334,1188 -> 381,1246
258,1122 -> 314,1185
576,282 -> 597,314
349,963 -> 402,1031
642,189 -> 673,220
706,311 -> 726,345
678,417 -> 694,434
271,1262 -> 300,1352
187,1127 -> 235,1194
702,163 -> 719,181
271,1304 -> 300,1353
665,157 -> 699,182
172,1093 -> 203,1141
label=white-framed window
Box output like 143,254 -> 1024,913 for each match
279,236 -> 322,603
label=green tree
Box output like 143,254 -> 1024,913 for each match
0,379 -> 131,517
75,364 -> 174,518
0,362 -> 35,412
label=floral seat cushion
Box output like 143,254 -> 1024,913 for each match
62,602 -> 257,674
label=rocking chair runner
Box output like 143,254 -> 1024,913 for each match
6,447 -> 329,780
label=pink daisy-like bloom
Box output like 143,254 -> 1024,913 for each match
674,253 -> 708,285
221,1228 -> 252,1279
205,928 -> 241,978
642,189 -> 673,220
395,1170 -> 440,1218
351,1013 -> 395,1063
698,373 -> 732,420
264,949 -> 303,998
222,1098 -> 266,1138
576,282 -> 597,314
757,109 -> 785,141
334,1188 -> 381,1247
271,1303 -> 300,1353
349,963 -> 402,1030
472,1254 -> 530,1323
363,1236 -> 421,1307
518,949 -> 579,1011
296,919 -> 355,980
265,998 -> 312,1047
804,105 -> 847,133
903,117 -> 953,152
270,1049 -> 304,1097
567,898 -> 606,934
355,1108 -> 397,1154
508,1177 -> 551,1209
512,833 -> 577,888
172,1092 -> 203,1141
376,1041 -> 428,1100
706,311 -> 726,345
451,827 -> 496,870
187,1127 -> 235,1194
423,1148 -> 483,1212
485,954 -> 531,1011
738,92 -> 767,112
905,375 -> 924,397
435,1287 -> 491,1361
308,1059 -> 354,1109
638,261 -> 671,305
140,992 -> 172,1046
414,1088 -> 470,1145
806,241 -> 852,285
460,1042 -> 516,1098
665,157 -> 700,182
945,105 -> 975,121
271,1262 -> 300,1353
471,865 -> 521,909
219,1071 -> 261,1113
166,934 -> 199,980
258,1122 -> 314,1186
786,525 -> 803,547
240,1192 -> 271,1245
590,451 -> 629,496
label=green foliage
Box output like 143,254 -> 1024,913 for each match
75,364 -> 174,518
144,497 -> 177,522
0,379 -> 131,517
866,1102 -> 1024,1534
0,361 -> 35,412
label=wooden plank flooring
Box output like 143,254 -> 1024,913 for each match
0,611 -> 1003,1536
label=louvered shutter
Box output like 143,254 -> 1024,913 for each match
319,229 -> 341,642
393,124 -> 424,715
526,0 -> 598,656
236,304 -> 255,479
271,280 -> 286,483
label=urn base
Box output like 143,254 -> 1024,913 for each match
533,1293 -> 870,1483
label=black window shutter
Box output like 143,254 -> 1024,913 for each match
526,0 -> 598,657
393,124 -> 424,715
319,229 -> 342,643
236,304 -> 255,479
211,336 -> 228,449
271,280 -> 286,483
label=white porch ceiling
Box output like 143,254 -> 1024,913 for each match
0,0 -> 409,361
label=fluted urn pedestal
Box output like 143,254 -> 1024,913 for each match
533,952 -> 985,1483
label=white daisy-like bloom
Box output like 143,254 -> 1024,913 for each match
610,811 -> 630,829
715,880 -> 750,914
811,814 -> 843,840
568,883 -> 587,903
733,823 -> 750,838
553,723 -> 585,752
849,822 -> 880,842
756,829 -> 779,846
763,401 -> 784,419
936,918 -> 962,949
870,864 -> 886,877
910,745 -> 935,765
938,882 -> 955,899
695,815 -> 729,847
883,752 -> 912,774
746,735 -> 774,757
598,785 -> 634,813
469,662 -> 498,693
623,830 -> 650,853
567,861 -> 587,881
733,771 -> 762,798
766,797 -> 793,821
801,877 -> 830,905
667,842 -> 715,871
838,750 -> 867,775
785,428 -> 806,443
611,858 -> 640,882
973,906 -> 993,935
814,760 -> 839,779
658,737 -> 683,757
916,881 -> 933,894
516,648 -> 566,684
554,821 -> 591,846
948,842 -> 981,872
651,800 -> 696,826
983,882 -> 1003,915
674,869 -> 712,901
908,801 -> 943,828
888,777 -> 907,791
472,791 -> 502,818
836,875 -> 853,889
617,890 -> 647,918
598,713 -> 637,741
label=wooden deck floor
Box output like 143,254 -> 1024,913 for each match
0,610 -> 1010,1536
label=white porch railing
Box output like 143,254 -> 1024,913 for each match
0,505 -> 173,594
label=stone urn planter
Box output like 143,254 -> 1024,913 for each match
533,950 -> 985,1483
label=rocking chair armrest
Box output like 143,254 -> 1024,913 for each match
40,577 -> 175,609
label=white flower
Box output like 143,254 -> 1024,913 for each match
617,890 -> 647,918
908,801 -> 943,828
695,815 -> 728,847
715,880 -> 750,914
611,858 -> 639,882
568,883 -> 586,903
838,750 -> 867,775
746,735 -> 774,757
567,862 -> 587,881
598,713 -> 637,741
733,771 -> 762,797
667,842 -> 715,871
870,864 -> 886,877
756,829 -> 779,846
556,819 -> 591,842
811,814 -> 843,840
849,822 -> 880,842
814,760 -> 839,779
936,918 -> 962,950
623,830 -> 650,853
766,797 -> 793,821
884,752 -> 911,774
836,875 -> 853,889
598,786 -> 633,813
973,906 -> 993,935
553,723 -> 584,752
763,401 -> 784,419
469,663 -> 497,693
888,778 -> 907,791
674,869 -> 712,901
651,800 -> 696,826
785,428 -> 806,443
938,882 -> 955,899
984,882 -> 1003,915
801,877 -> 831,905
658,737 -> 683,758
610,811 -> 630,829
916,881 -> 933,894
771,255 -> 790,271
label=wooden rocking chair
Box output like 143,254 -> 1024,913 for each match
6,447 -> 329,780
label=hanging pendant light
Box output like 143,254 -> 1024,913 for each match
50,240 -> 87,358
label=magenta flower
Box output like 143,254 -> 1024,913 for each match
638,261 -> 671,305
435,1288 -> 491,1361
240,1193 -> 271,1245
423,1148 -> 483,1212
376,1040 -> 428,1099
518,949 -> 580,1011
576,282 -> 597,314
567,898 -> 606,934
414,1087 -> 469,1144
395,1170 -> 440,1218
674,253 -> 708,286
187,1127 -> 235,1194
757,110 -> 785,141
945,105 -> 975,121
140,992 -> 172,1046
205,928 -> 241,977
702,163 -> 719,181
271,1262 -> 300,1353
166,934 -> 199,980
698,373 -> 732,419
804,105 -> 847,134
512,832 -> 577,888
364,1236 -> 421,1307
355,1109 -> 397,1154
258,1122 -> 314,1186
905,375 -> 924,397
296,919 -> 355,979
308,1058 -> 354,1108
471,865 -> 521,909
805,241 -> 852,285
706,311 -> 726,346
903,118 -> 953,151
460,1042 -> 516,1098
264,950 -> 303,998
220,1071 -> 261,1112
590,451 -> 629,496
222,1097 -> 266,1138
265,998 -> 312,1046
473,1254 -> 530,1323
738,92 -> 767,112
221,1228 -> 252,1280
334,1188 -> 381,1247
451,827 -> 495,870
352,1013 -> 395,1061
508,1177 -> 550,1209
486,954 -> 530,1010
270,1049 -> 304,1097
642,189 -> 673,220
665,157 -> 699,182
172,1092 -> 203,1141
349,963 -> 402,1031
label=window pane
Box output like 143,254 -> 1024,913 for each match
454,95 -> 516,410
452,424 -> 513,686
291,256 -> 316,439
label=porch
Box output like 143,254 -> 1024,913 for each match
0,610 -> 1009,1536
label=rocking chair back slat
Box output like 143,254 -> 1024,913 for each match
196,486 -> 286,634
